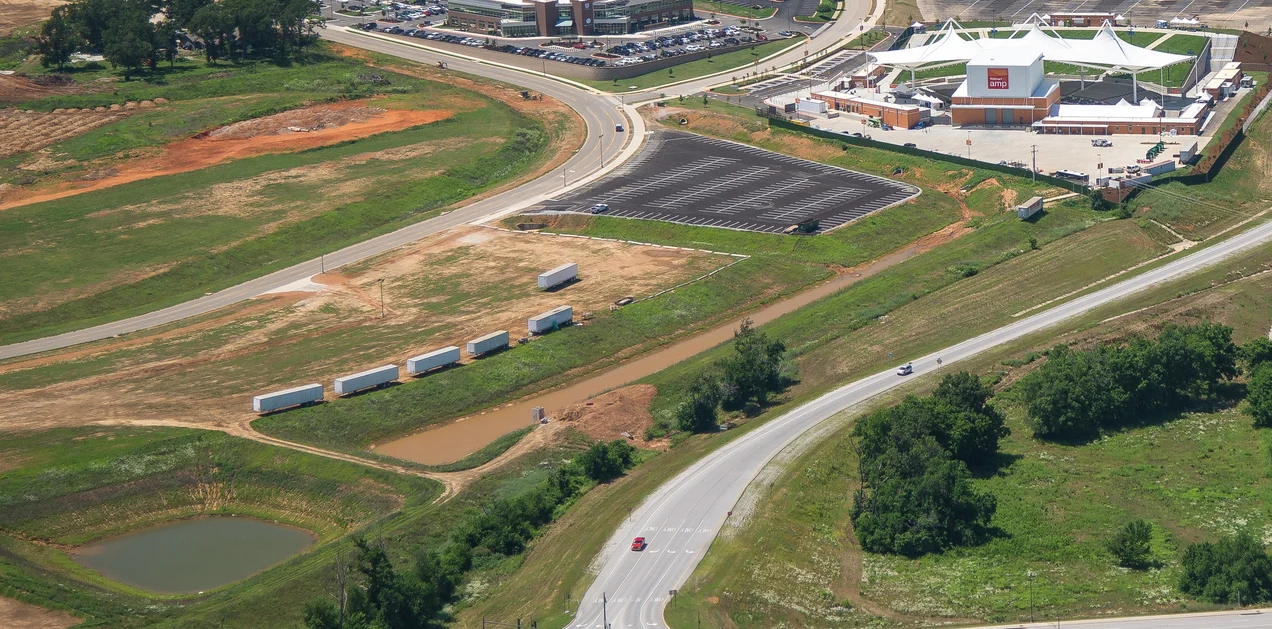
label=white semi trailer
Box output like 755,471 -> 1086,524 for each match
253,383 -> 324,413
407,346 -> 461,375
528,305 -> 573,334
467,330 -> 510,356
537,263 -> 578,290
334,364 -> 399,396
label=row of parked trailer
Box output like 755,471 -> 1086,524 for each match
252,263 -> 582,413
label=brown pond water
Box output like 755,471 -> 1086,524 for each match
376,244 -> 919,465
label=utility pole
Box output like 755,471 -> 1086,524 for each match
1031,144 -> 1038,182
378,278 -> 385,318
1028,571 -> 1035,623
599,134 -> 606,167
603,592 -> 608,629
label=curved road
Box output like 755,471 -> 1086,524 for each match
572,218 -> 1272,629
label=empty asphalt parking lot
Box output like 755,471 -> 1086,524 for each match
543,131 -> 920,234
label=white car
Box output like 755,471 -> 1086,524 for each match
896,363 -> 913,376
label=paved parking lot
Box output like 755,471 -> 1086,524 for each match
543,131 -> 920,233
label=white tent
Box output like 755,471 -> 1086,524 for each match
868,19 -> 1193,99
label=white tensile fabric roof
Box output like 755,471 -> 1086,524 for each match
871,20 -> 1193,72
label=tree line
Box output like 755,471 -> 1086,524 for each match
303,439 -> 638,629
36,0 -> 323,77
1018,322 -> 1241,441
849,372 -> 1008,557
675,319 -> 791,433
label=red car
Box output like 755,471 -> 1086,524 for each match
631,537 -> 647,551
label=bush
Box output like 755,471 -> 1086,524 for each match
1246,364 -> 1272,428
576,439 -> 637,483
850,371 -> 1003,556
1179,532 -> 1272,604
676,371 -> 724,433
1019,323 -> 1239,441
1106,519 -> 1153,568
721,319 -> 787,408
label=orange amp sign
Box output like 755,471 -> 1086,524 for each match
987,67 -> 1010,90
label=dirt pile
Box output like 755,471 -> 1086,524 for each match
207,104 -> 387,140
555,384 -> 666,448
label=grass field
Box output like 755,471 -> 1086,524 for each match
662,237 -> 1272,627
0,49 -> 560,345
0,426 -> 440,626
578,39 -> 798,92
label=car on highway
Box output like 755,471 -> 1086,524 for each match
615,124 -> 624,132
631,536 -> 647,551
896,363 -> 913,376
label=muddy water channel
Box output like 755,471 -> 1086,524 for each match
378,249 -> 910,465
73,517 -> 315,593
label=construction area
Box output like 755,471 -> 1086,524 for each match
0,226 -> 727,433
533,130 -> 920,234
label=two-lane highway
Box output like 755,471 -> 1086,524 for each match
573,218 -> 1272,628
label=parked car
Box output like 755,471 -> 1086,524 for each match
590,203 -> 610,214
1091,138 -> 1112,147
903,142 -> 916,148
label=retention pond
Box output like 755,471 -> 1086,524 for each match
73,516 -> 316,593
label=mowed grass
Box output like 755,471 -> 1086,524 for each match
0,426 -> 440,625
0,61 -> 551,344
578,39 -> 798,92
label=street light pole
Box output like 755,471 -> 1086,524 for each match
1028,571 -> 1035,623
378,279 -> 385,318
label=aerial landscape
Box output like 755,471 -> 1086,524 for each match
2,0 -> 1272,626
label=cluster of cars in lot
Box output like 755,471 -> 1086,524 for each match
606,26 -> 764,66
363,20 -> 781,69
341,0 -> 446,19
496,44 -> 610,66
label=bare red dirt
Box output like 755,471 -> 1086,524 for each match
0,101 -> 455,211
555,384 -> 667,449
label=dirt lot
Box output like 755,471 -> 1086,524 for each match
0,73 -> 84,105
0,100 -> 455,210
0,0 -> 63,36
555,384 -> 667,448
0,226 -> 723,435
0,596 -> 79,629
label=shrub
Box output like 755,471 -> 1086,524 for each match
1179,532 -> 1272,604
1106,519 -> 1153,568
